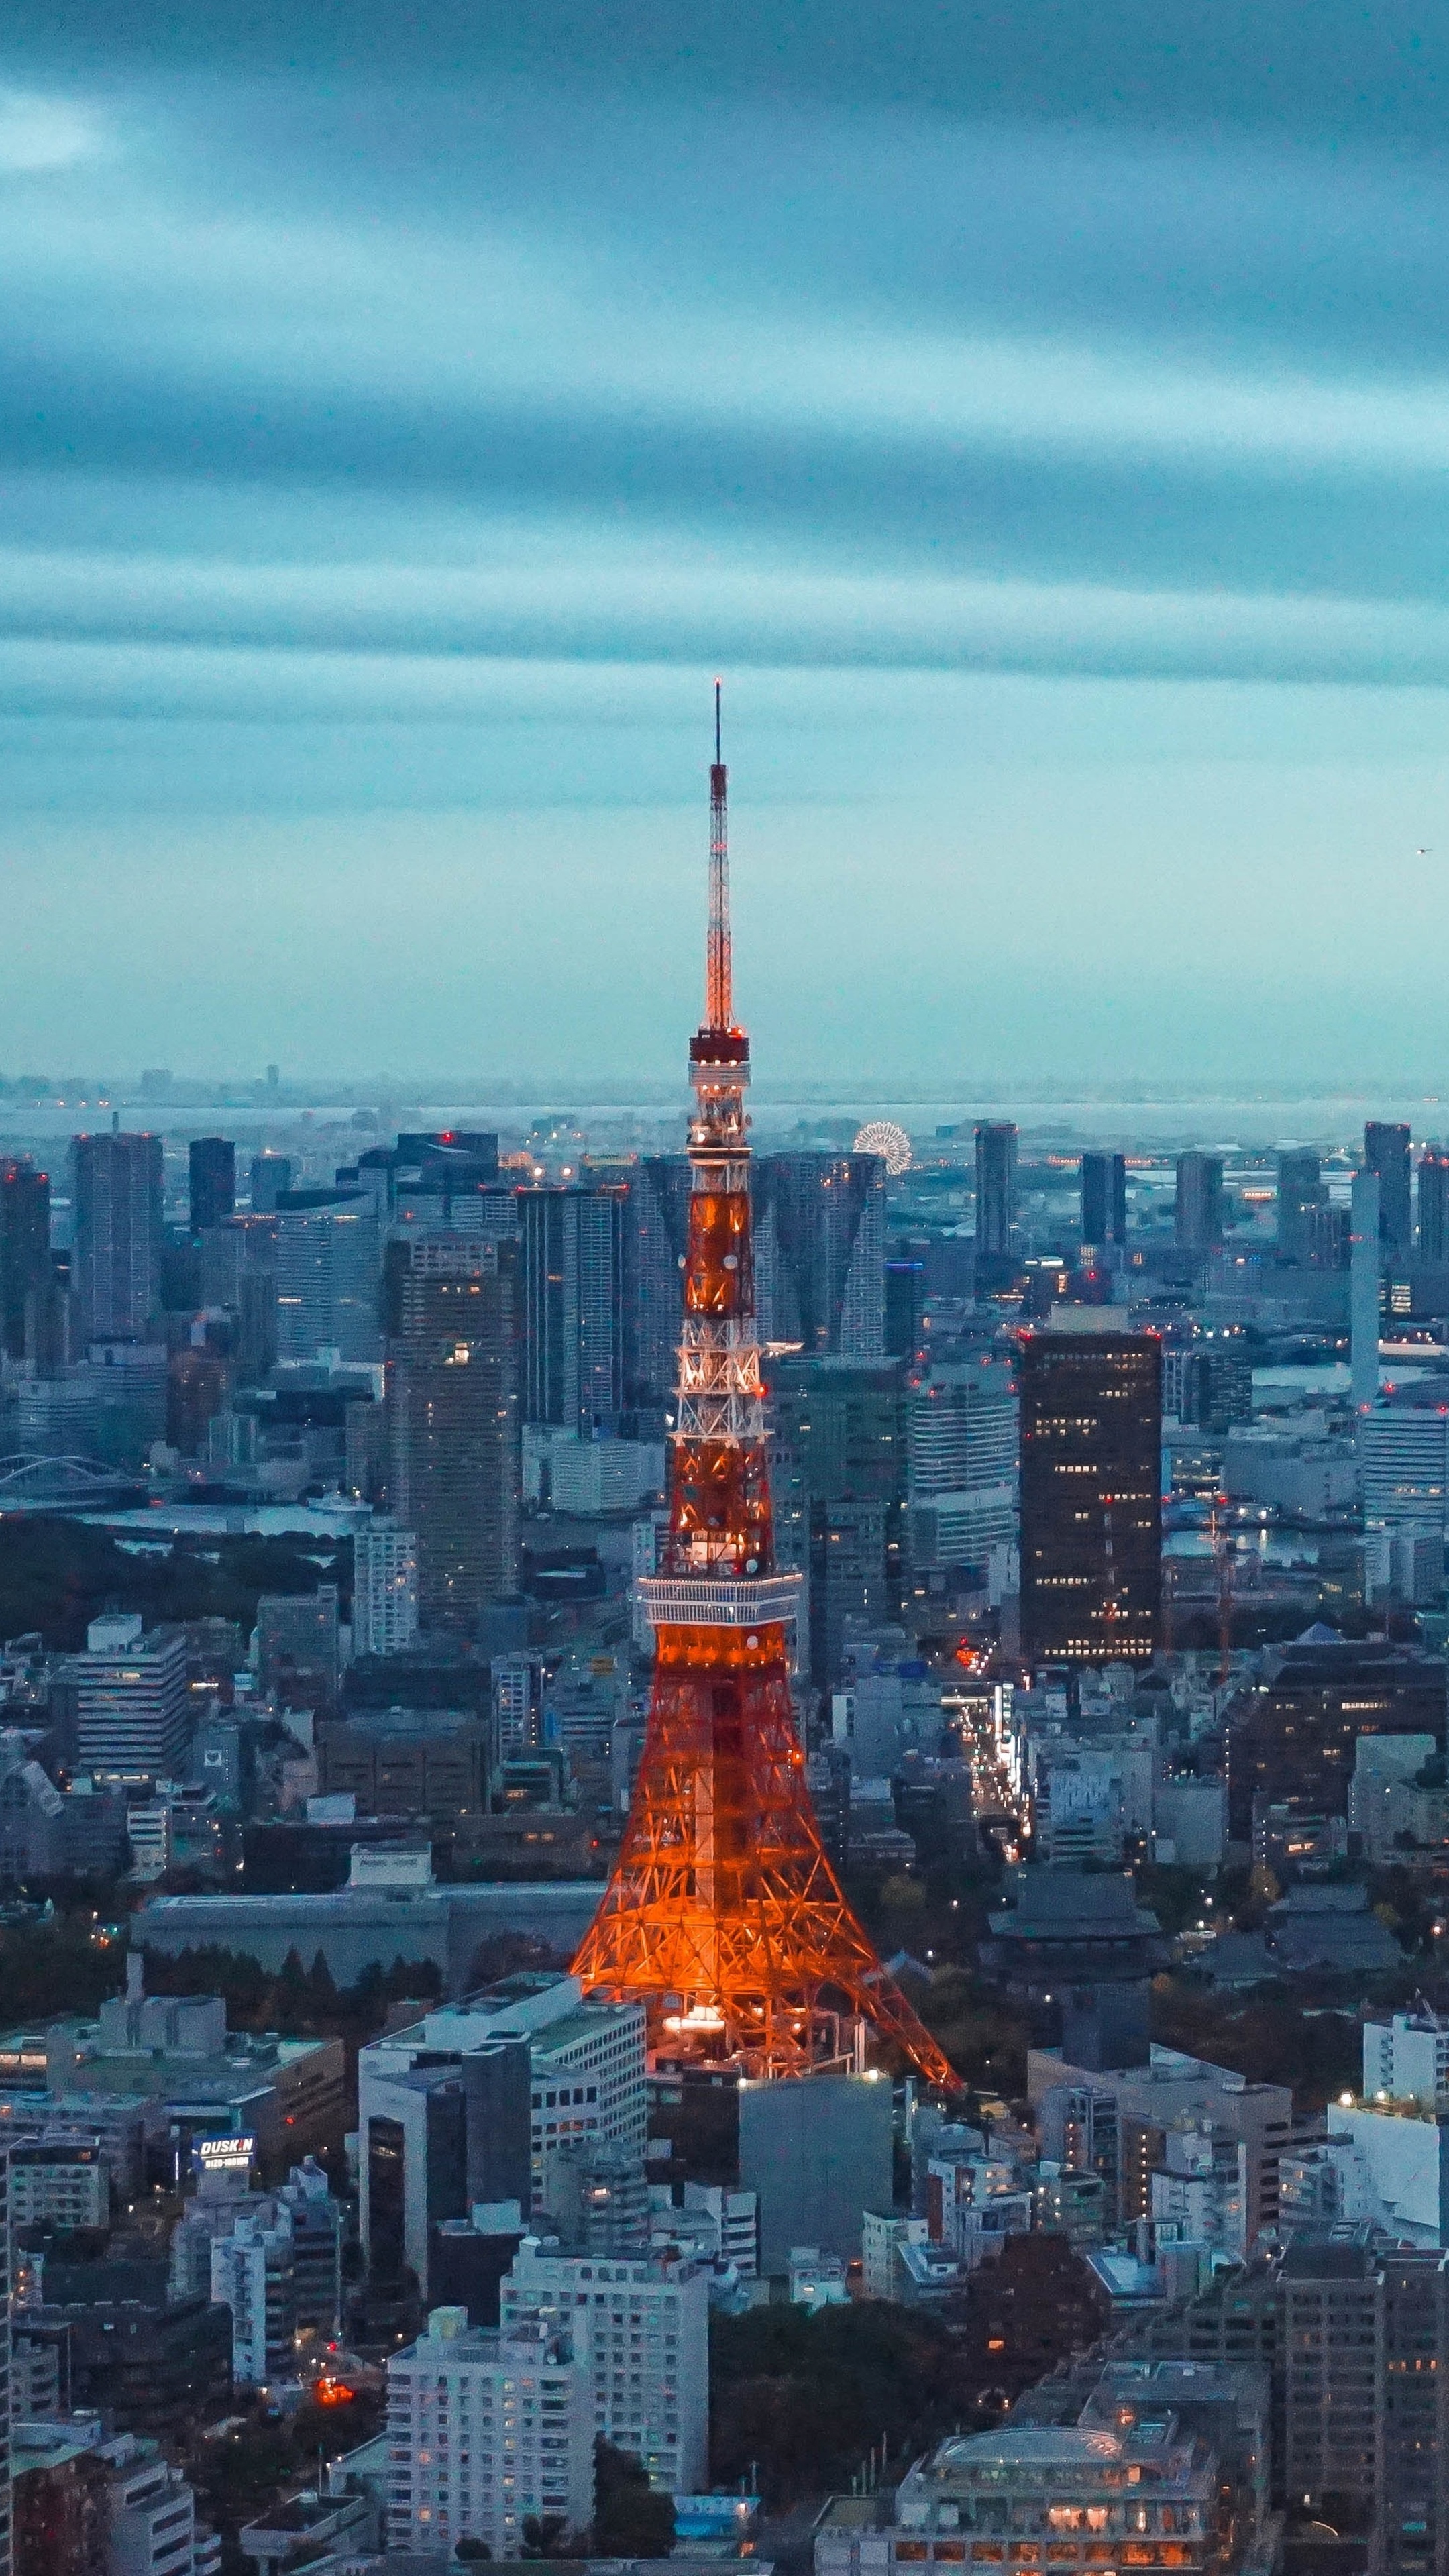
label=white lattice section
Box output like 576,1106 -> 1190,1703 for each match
637,1572 -> 803,1631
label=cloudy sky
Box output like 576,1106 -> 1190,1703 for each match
4,0 -> 1449,1088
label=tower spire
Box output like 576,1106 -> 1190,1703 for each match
706,678 -> 731,1034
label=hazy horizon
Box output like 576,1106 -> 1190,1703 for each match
5,3 -> 1449,1076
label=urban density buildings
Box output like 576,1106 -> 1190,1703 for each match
17,718 -> 1449,2576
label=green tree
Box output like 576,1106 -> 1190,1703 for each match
520,2514 -> 569,2557
593,2442 -> 677,2557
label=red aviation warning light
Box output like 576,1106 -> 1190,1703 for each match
572,690 -> 955,2088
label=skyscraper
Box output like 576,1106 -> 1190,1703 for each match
769,1355 -> 907,1687
0,1158 -> 50,1363
71,1612 -> 190,1775
1079,1151 -> 1127,1250
1351,1167 -> 1382,1410
386,1234 -> 521,1633
519,1186 -> 625,1434
352,1520 -> 420,1658
1173,1151 -> 1224,1252
1019,1320 -> 1162,1668
883,1245 -> 927,1361
1275,1146 -> 1323,1261
72,1132 -> 164,1342
621,1155 -> 692,1419
188,1137 -> 236,1236
256,1589 -> 341,1714
201,1212 -> 278,1381
248,1152 -> 293,1212
974,1122 -> 1018,1257
905,1355 -> 1018,1578
1374,2249 -> 1449,2576
1365,1120 -> 1413,1263
274,1187 -> 380,1363
753,1152 -> 886,1356
1419,1146 -> 1449,1265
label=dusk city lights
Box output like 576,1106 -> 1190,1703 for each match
4,6 -> 1449,2576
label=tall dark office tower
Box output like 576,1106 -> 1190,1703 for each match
1179,1346 -> 1252,1434
1366,1119 -> 1413,1262
0,1159 -> 50,1362
974,1122 -> 1018,1256
1079,1152 -> 1127,1249
385,1234 -> 521,1632
621,1155 -> 692,1417
767,1355 -> 906,1687
1173,1150 -> 1224,1251
72,1132 -> 164,1342
1374,2250 -> 1449,2576
1419,1146 -> 1449,1265
519,1186 -> 625,1434
753,1152 -> 886,1356
884,1245 -> 927,1360
1275,1146 -> 1323,1261
248,1152 -> 293,1212
1019,1323 -> 1162,1668
25,1255 -> 75,1373
201,1212 -> 278,1381
188,1136 -> 235,1236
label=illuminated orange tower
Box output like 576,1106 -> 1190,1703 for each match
574,691 -> 955,2088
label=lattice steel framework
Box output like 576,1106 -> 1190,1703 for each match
573,690 -> 955,2087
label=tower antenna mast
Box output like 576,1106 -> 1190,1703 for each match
707,678 -> 731,1033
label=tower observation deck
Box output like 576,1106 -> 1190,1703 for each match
572,692 -> 955,2088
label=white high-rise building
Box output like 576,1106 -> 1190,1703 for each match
1148,2123 -> 1248,2260
386,2308 -> 594,2558
69,1617 -> 190,1779
1363,2010 -> 1449,2106
501,2243 -> 709,2493
274,1189 -> 380,1364
906,1358 -> 1018,1572
493,1654 -> 544,1756
210,2208 -> 296,2387
1359,1407 -> 1449,1530
103,2436 -> 198,2576
352,1520 -> 419,1658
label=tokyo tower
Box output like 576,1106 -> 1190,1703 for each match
573,691 -> 955,2090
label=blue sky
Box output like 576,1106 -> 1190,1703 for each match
4,1 -> 1449,1087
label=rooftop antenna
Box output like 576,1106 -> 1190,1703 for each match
707,678 -> 731,1032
